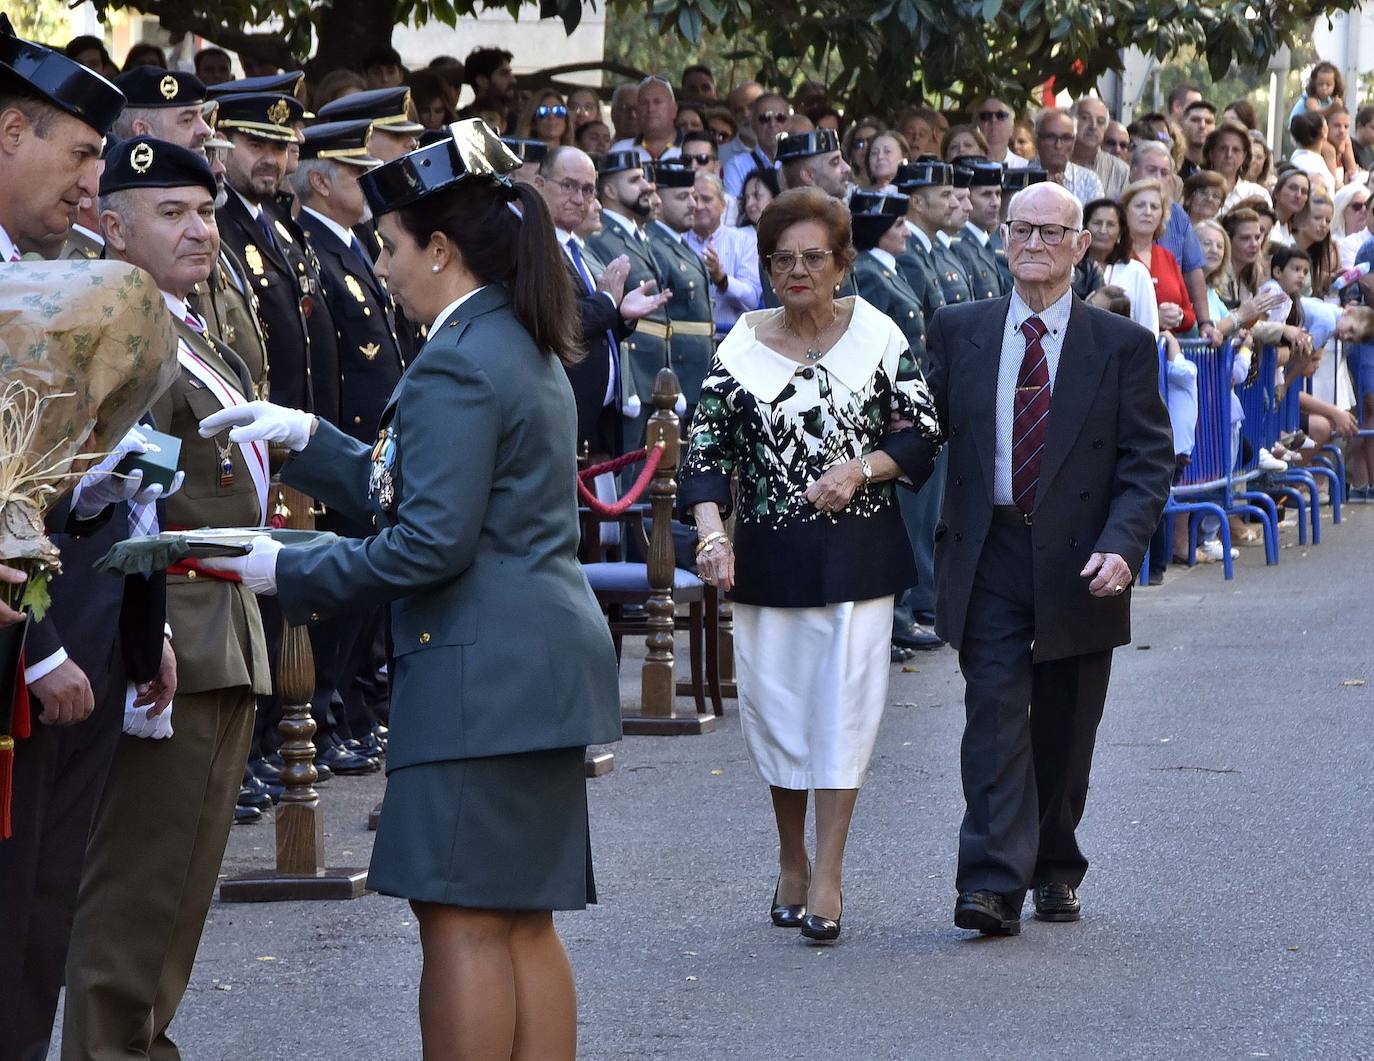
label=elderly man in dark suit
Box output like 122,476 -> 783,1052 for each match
922,180 -> 1174,937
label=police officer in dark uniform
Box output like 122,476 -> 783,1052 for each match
952,155 -> 1007,299
588,150 -> 672,449
850,190 -> 926,355
646,161 -> 715,423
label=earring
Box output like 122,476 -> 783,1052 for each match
431,264 -> 441,273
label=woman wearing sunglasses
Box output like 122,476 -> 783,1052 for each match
516,88 -> 573,150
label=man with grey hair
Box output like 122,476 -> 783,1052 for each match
719,79 -> 764,167
1033,107 -> 1103,205
1071,96 -> 1128,198
612,75 -> 681,161
1129,139 -> 1215,340
686,168 -> 760,339
723,90 -> 790,198
921,179 -> 1173,937
610,81 -> 639,142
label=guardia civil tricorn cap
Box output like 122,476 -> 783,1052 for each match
1002,166 -> 1048,193
500,137 -> 548,164
849,189 -> 909,246
215,92 -> 305,142
0,14 -> 124,137
776,127 -> 840,162
300,119 -> 380,168
650,161 -> 695,188
359,118 -> 521,216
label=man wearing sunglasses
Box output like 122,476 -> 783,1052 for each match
923,180 -> 1173,939
722,91 -> 789,199
610,75 -> 682,163
971,96 -> 1029,170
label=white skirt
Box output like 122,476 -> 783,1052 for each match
733,596 -> 894,790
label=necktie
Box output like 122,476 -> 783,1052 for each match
566,240 -> 620,406
255,211 -> 278,254
184,311 -> 206,334
349,235 -> 372,266
1011,315 -> 1051,515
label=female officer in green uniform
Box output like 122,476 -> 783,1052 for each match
850,190 -> 927,358
199,120 -> 620,1061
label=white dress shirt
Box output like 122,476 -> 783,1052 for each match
993,287 -> 1073,505
301,206 -> 357,250
868,247 -> 898,272
556,227 -> 620,408
684,220 -> 761,334
0,222 -> 19,263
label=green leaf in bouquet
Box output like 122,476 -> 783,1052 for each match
19,567 -> 51,623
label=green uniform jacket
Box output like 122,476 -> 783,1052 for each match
647,220 -> 715,405
931,237 -> 974,306
150,320 -> 271,696
588,215 -> 672,412
852,251 -> 927,363
955,225 -> 1008,300
189,247 -> 270,399
276,284 -> 622,769
897,227 -> 947,323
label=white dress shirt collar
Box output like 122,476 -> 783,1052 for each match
72,222 -> 105,248
0,222 -> 19,263
650,219 -> 684,243
233,188 -> 262,220
301,206 -> 357,249
867,247 -> 898,272
1008,285 -> 1074,339
905,220 -> 934,253
601,208 -> 640,240
161,291 -> 192,324
964,222 -> 990,247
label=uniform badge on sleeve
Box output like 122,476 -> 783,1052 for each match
369,426 -> 398,513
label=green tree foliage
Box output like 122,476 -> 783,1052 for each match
81,0 -> 1358,114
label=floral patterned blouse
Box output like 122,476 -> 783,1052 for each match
679,297 -> 942,607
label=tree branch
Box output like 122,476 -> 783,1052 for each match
121,0 -> 300,69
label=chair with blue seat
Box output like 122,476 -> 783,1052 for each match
578,370 -> 723,725
1165,338 -> 1279,578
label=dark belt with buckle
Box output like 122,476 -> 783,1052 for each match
992,505 -> 1032,526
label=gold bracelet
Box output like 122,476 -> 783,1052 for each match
695,531 -> 728,554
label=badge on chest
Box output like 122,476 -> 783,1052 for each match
369,425 -> 399,513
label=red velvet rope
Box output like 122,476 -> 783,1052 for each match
577,442 -> 666,517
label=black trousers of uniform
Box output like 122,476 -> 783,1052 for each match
0,643 -> 124,1061
955,520 -> 1114,911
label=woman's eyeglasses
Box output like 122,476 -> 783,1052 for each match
535,104 -> 568,119
765,248 -> 834,272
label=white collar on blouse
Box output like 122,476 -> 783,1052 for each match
717,296 -> 898,403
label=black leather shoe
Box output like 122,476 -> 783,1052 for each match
890,644 -> 915,663
799,895 -> 842,944
350,733 -> 386,759
248,756 -> 282,784
1033,882 -> 1081,922
892,623 -> 944,650
769,877 -> 806,928
238,780 -> 271,810
233,803 -> 262,825
316,744 -> 381,776
954,891 -> 1021,936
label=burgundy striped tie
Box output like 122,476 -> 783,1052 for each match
1011,315 -> 1051,515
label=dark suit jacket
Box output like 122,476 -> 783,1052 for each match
298,210 -> 406,441
216,192 -> 315,411
563,255 -> 632,446
276,284 -> 622,766
924,294 -> 1174,662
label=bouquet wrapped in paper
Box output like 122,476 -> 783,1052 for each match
0,259 -> 180,612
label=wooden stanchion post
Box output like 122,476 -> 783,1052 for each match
220,485 -> 370,902
622,369 -> 716,736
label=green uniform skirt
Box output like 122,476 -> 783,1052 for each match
367,745 -> 596,910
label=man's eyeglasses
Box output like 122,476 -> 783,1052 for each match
553,177 -> 595,199
683,152 -> 716,166
535,104 -> 568,119
978,109 -> 1011,123
1037,132 -> 1075,145
756,110 -> 790,125
1103,137 -> 1130,152
1006,221 -> 1079,246
765,247 -> 834,272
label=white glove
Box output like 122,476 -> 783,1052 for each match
198,534 -> 282,594
622,393 -> 642,418
673,392 -> 687,418
123,683 -> 173,739
73,427 -> 151,518
198,401 -> 315,452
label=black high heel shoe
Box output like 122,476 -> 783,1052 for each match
800,894 -> 842,944
770,876 -> 807,928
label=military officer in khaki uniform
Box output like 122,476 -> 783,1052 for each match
62,139 -> 272,1061
646,161 -> 715,422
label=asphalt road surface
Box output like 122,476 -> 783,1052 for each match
53,504 -> 1374,1059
